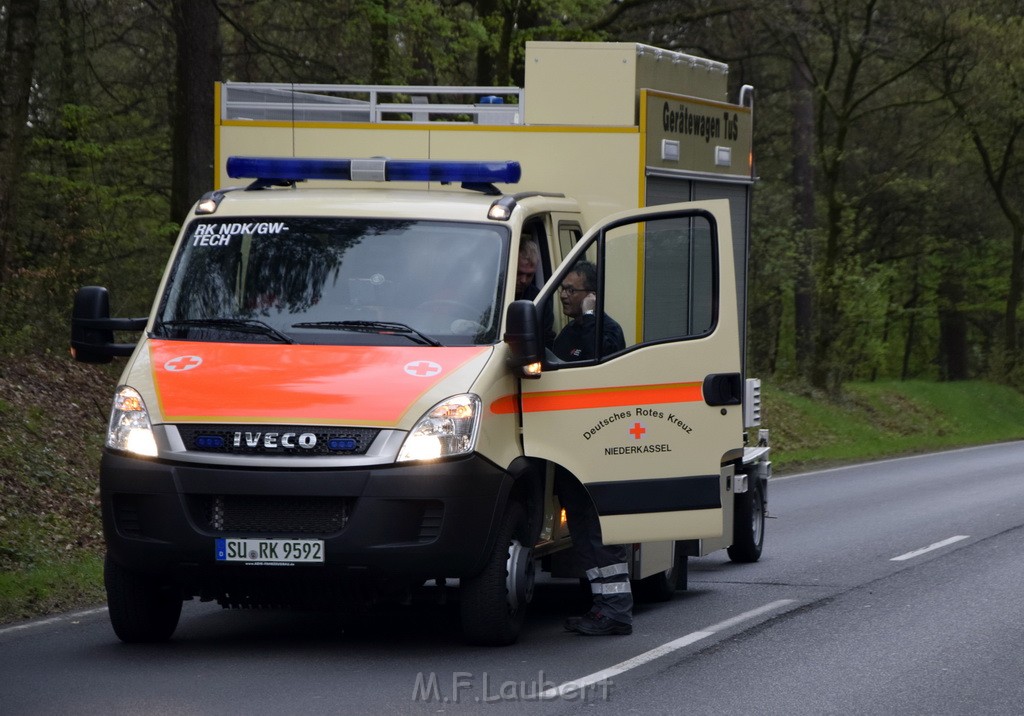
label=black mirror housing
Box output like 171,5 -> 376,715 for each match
503,300 -> 543,368
70,286 -> 146,363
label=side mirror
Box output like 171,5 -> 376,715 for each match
70,286 -> 147,363
503,300 -> 543,369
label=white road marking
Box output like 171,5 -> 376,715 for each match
0,607 -> 107,637
890,535 -> 970,562
540,599 -> 796,700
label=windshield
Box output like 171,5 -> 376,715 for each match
154,217 -> 509,346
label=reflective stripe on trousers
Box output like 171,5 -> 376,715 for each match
588,561 -> 632,596
592,581 -> 632,595
586,563 -> 630,580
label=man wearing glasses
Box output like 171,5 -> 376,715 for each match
550,260 -> 632,636
552,260 -> 625,361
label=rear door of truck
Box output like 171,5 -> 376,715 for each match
517,199 -> 741,544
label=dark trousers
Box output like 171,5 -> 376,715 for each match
554,469 -> 633,624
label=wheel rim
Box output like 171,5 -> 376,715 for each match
505,539 -> 535,613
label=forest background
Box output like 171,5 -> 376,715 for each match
2,0 -> 1024,388
1,0 -> 1024,616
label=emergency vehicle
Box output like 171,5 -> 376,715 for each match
71,41 -> 771,646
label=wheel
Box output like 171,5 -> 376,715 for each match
460,501 -> 534,646
104,553 -> 182,643
635,550 -> 688,602
728,475 -> 765,563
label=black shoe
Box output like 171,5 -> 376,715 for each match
570,610 -> 632,636
563,608 -> 598,632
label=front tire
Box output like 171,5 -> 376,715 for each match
727,475 -> 765,563
460,501 -> 534,646
104,553 -> 182,643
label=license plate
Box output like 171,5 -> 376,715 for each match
216,538 -> 324,564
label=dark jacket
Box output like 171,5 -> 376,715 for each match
552,312 -> 625,361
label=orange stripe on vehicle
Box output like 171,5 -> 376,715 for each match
149,341 -> 488,425
490,382 -> 703,415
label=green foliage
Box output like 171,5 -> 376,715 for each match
765,379 -> 1024,472
1,0 -> 178,356
0,555 -> 104,623
1,0 -> 1018,382
0,100 -> 176,355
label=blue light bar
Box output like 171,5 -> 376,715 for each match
226,156 -> 521,185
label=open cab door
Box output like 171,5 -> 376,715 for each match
511,200 -> 742,544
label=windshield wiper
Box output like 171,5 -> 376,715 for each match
156,318 -> 295,344
291,320 -> 442,347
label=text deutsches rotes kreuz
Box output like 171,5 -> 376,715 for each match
583,408 -> 694,441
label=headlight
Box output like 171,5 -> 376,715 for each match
397,394 -> 481,462
106,386 -> 158,457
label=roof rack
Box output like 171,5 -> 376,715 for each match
222,83 -> 524,126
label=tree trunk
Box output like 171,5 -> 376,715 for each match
937,272 -> 969,380
1005,220 -> 1024,365
170,0 -> 221,225
473,0 -> 498,85
810,191 -> 844,392
0,0 -> 42,286
368,0 -> 391,84
900,266 -> 921,381
790,54 -> 816,381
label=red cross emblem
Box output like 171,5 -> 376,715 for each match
164,355 -> 203,372
629,422 -> 646,440
404,360 -> 442,378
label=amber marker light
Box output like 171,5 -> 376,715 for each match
523,362 -> 542,377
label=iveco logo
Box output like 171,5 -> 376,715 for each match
232,431 -> 317,450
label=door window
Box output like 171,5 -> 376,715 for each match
542,211 -> 717,365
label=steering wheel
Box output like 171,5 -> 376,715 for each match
413,300 -> 483,335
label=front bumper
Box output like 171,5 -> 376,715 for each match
100,450 -> 512,601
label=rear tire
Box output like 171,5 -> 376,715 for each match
727,475 -> 765,563
460,501 -> 533,646
104,553 -> 182,643
636,550 -> 688,602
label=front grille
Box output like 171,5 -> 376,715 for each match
189,495 -> 353,535
177,424 -> 379,456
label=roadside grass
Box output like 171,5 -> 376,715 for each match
0,554 -> 104,621
765,380 -> 1024,473
3,356 -> 1024,625
1,357 -> 110,626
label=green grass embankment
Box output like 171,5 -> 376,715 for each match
765,380 -> 1024,473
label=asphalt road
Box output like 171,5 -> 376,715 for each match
3,442 -> 1024,715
